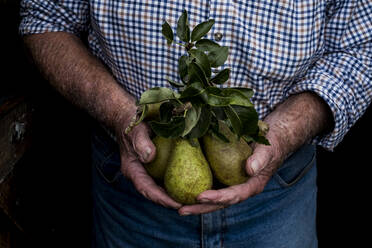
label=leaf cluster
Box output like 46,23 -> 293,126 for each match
137,10 -> 269,145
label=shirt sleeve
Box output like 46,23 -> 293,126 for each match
288,0 -> 372,151
19,0 -> 90,36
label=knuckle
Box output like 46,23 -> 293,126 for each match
220,188 -> 241,205
229,195 -> 241,205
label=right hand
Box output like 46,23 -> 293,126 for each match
116,119 -> 182,209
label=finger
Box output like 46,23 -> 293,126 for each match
178,203 -> 225,216
196,177 -> 266,206
245,144 -> 273,176
130,166 -> 182,209
124,159 -> 182,209
120,142 -> 181,209
130,124 -> 156,163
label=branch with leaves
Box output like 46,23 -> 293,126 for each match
129,10 -> 269,145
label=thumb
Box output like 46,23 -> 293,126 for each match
130,124 -> 156,163
245,145 -> 273,176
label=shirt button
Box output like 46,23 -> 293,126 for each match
214,32 -> 223,41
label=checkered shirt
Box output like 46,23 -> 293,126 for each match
19,0 -> 372,151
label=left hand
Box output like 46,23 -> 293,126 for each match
178,92 -> 332,215
178,128 -> 284,215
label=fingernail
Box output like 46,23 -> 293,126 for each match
142,147 -> 152,160
251,159 -> 260,174
180,212 -> 191,216
145,146 -> 152,155
198,198 -> 211,204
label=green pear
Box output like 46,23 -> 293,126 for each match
144,136 -> 174,181
202,121 -> 252,186
164,138 -> 213,205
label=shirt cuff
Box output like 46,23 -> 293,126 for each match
19,0 -> 89,36
287,72 -> 349,151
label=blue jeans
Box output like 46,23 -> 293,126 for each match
91,124 -> 318,248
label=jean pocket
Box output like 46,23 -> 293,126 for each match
91,126 -> 122,184
273,144 -> 316,188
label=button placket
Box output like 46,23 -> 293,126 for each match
201,210 -> 225,248
209,0 -> 232,43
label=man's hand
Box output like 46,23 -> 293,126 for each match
117,120 -> 182,209
178,92 -> 333,215
177,126 -> 284,215
23,32 -> 182,209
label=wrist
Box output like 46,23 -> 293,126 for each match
263,92 -> 333,160
110,96 -> 138,141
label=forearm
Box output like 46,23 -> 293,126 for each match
23,32 -> 137,134
264,92 -> 333,160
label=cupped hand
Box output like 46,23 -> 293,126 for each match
117,121 -> 182,209
177,92 -> 333,215
177,135 -> 284,215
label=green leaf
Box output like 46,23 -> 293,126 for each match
159,101 -> 177,122
232,105 -> 258,136
224,105 -> 258,137
223,106 -> 242,136
180,81 -> 205,98
210,68 -> 230,85
182,105 -> 202,136
178,55 -> 189,83
149,117 -> 185,138
230,87 -> 254,99
211,106 -> 227,120
177,10 -> 190,42
188,106 -> 212,138
243,131 -> 270,145
221,88 -> 253,107
255,135 -> 270,145
189,49 -> 211,78
208,46 -> 229,68
195,39 -> 220,52
210,118 -> 230,143
201,88 -> 231,106
205,85 -> 222,95
166,78 -> 184,88
188,62 -> 208,86
191,19 -> 215,42
139,87 -> 176,105
162,21 -> 173,45
202,94 -> 231,106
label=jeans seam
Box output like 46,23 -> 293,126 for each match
221,209 -> 226,248
274,152 -> 316,188
200,214 -> 204,248
95,150 -> 117,184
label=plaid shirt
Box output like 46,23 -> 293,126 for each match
19,0 -> 372,150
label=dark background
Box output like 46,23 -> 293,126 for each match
1,1 -> 370,247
